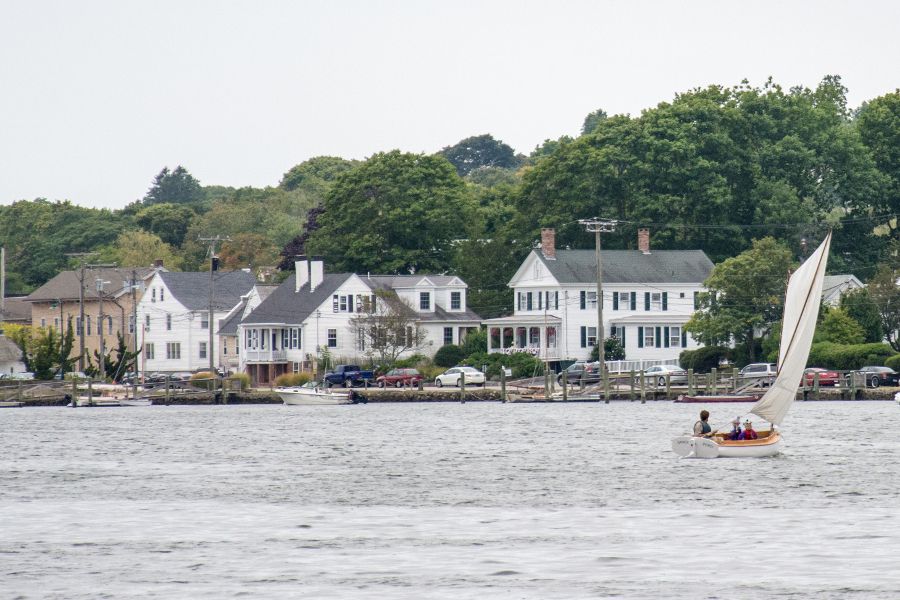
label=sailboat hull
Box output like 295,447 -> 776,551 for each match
672,431 -> 782,458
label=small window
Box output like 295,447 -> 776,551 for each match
151,289 -> 156,302
128,315 -> 135,334
419,292 -> 431,310
587,291 -> 597,309
199,342 -> 207,359
145,315 -> 150,330
160,288 -> 164,301
87,316 -> 92,336
166,342 -> 181,360
76,317 -> 83,336
651,293 -> 662,310
145,343 -> 155,360
644,327 -> 655,347
166,314 -> 172,331
670,326 -> 681,347
587,327 -> 597,348
443,327 -> 453,345
327,328 -> 337,348
40,318 -> 46,328
201,314 -> 209,329
450,291 -> 461,310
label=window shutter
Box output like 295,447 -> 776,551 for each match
527,292 -> 533,311
621,326 -> 625,347
630,292 -> 636,310
682,330 -> 687,347
644,292 -> 651,311
348,295 -> 354,313
662,292 -> 668,311
580,326 -> 587,348
580,291 -> 586,310
554,291 -> 559,310
517,293 -> 522,311
693,291 -> 699,310
655,326 -> 662,348
538,292 -> 543,310
610,325 -> 617,339
638,326 -> 644,348
613,293 -> 619,311
664,326 -> 670,348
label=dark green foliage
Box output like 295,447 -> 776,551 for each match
104,333 -> 140,382
434,344 -> 466,368
462,351 -> 544,379
307,151 -> 471,274
807,342 -> 896,370
581,108 -> 608,135
884,354 -> 900,371
679,346 -> 734,373
143,166 -> 204,206
277,205 -> 324,271
135,203 -> 196,247
589,337 -> 626,361
439,134 -> 522,176
460,328 -> 487,357
393,354 -> 428,368
280,156 -> 358,193
840,288 -> 884,343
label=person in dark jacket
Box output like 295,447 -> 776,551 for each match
693,410 -> 712,437
727,417 -> 742,440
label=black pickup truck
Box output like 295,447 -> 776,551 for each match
323,364 -> 375,388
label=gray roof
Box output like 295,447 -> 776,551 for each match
427,305 -> 482,323
364,274 -> 462,289
0,297 -> 32,323
241,273 -> 353,325
160,271 -> 258,311
0,335 -> 22,362
219,285 -> 279,336
26,267 -> 156,302
535,249 -> 714,284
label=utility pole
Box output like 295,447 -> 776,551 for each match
131,269 -> 139,380
1,246 -> 5,320
199,236 -> 230,374
578,218 -> 617,374
96,277 -> 111,380
65,253 -> 94,373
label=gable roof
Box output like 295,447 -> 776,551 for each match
26,267 -> 157,302
533,249 -> 714,285
241,273 -> 353,325
0,297 -> 32,323
159,271 -> 258,311
0,335 -> 22,362
363,274 -> 463,289
218,285 -> 278,335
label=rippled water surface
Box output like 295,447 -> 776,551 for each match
2,401 -> 899,599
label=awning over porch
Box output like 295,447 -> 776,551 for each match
483,315 -> 562,359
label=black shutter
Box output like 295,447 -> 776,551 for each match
580,326 -> 587,348
580,291 -> 586,310
613,293 -> 619,311
348,295 -> 354,313
682,330 -> 687,347
645,292 -> 651,311
662,292 -> 668,311
664,326 -> 670,348
527,293 -> 532,311
655,326 -> 662,348
621,326 -> 625,348
630,292 -> 636,310
554,291 -> 559,309
638,326 -> 644,348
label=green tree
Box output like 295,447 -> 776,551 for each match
349,290 -> 430,367
590,337 -> 626,361
856,90 -> 900,240
279,156 -> 358,193
307,151 -> 472,274
840,288 -> 884,343
135,203 -> 196,247
438,134 -> 522,177
816,307 -> 865,344
218,233 -> 279,270
867,265 -> 900,351
686,237 -> 796,361
143,166 -> 204,206
581,108 -> 608,135
107,230 -> 183,270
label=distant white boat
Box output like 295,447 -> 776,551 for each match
673,231 -> 832,459
119,397 -> 153,407
276,382 -> 354,405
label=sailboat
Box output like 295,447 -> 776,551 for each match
672,231 -> 832,458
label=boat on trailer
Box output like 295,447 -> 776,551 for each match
673,231 -> 831,458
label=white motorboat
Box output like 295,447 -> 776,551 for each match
276,382 -> 354,405
673,231 -> 832,458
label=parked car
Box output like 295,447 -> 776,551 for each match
636,364 -> 687,387
435,366 -> 485,387
803,367 -> 840,386
376,368 -> 423,388
739,363 -> 777,382
850,366 -> 899,388
1,372 -> 34,381
556,361 -> 601,385
323,364 -> 375,388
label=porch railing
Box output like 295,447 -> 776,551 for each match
243,350 -> 288,363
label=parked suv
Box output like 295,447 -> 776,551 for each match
739,363 -> 777,384
557,361 -> 601,385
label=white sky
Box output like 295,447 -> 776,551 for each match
2,0 -> 898,210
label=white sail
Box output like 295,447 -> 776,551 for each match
750,231 -> 832,426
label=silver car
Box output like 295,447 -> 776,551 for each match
635,364 -> 687,386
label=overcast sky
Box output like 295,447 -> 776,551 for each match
2,0 -> 898,210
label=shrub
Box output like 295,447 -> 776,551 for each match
419,365 -> 445,381
394,354 -> 428,368
189,371 -> 217,390
807,342 -> 896,370
461,351 -> 544,379
885,354 -> 900,371
227,373 -> 251,391
461,328 -> 487,356
274,372 -> 312,387
679,346 -> 733,373
817,307 -> 865,345
434,344 -> 466,367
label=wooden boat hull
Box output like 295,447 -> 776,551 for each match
672,431 -> 781,458
675,395 -> 760,403
276,387 -> 353,405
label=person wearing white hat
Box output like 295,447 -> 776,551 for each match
727,417 -> 742,440
739,419 -> 758,440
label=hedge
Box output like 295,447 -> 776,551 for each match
885,354 -> 900,371
462,351 -> 544,379
807,342 -> 896,370
433,345 -> 466,367
679,346 -> 733,373
274,372 -> 312,387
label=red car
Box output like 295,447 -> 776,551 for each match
376,368 -> 423,388
803,367 -> 840,386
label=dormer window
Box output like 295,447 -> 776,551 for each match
450,291 -> 461,310
419,292 -> 431,310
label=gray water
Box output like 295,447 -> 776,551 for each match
1,401 -> 899,599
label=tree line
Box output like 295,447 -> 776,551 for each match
1,77 -> 898,343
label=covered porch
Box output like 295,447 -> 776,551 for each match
482,315 -> 562,361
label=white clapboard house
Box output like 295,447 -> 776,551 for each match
482,228 -> 714,367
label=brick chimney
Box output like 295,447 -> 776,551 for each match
638,228 -> 651,254
540,228 -> 556,260
153,259 -> 164,268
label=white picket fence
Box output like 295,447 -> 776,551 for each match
604,359 -> 671,374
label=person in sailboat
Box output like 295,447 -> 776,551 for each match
693,410 -> 713,437
739,420 -> 758,440
727,417 -> 742,440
